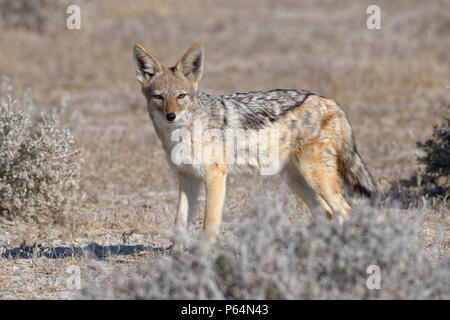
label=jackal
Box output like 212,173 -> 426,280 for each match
133,42 -> 381,243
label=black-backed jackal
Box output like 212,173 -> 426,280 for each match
133,42 -> 381,243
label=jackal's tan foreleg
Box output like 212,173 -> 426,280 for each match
203,164 -> 227,243
293,143 -> 352,223
175,174 -> 202,231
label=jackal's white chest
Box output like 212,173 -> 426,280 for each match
150,111 -> 204,177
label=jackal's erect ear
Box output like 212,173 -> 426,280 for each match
133,44 -> 162,85
174,42 -> 204,89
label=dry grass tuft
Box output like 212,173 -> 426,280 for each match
83,199 -> 449,299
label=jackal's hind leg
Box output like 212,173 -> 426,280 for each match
282,166 -> 333,219
291,145 -> 352,223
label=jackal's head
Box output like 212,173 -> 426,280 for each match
133,42 -> 204,123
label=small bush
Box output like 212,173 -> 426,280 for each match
390,117 -> 449,206
0,81 -> 81,219
83,199 -> 448,300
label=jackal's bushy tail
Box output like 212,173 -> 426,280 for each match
338,136 -> 383,202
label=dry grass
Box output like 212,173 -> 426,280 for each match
0,0 -> 448,299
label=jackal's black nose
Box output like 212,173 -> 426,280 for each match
166,113 -> 176,122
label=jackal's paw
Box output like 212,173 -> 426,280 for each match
337,211 -> 352,225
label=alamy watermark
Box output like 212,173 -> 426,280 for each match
12,265 -> 81,292
170,119 -> 281,175
66,265 -> 81,290
66,5 -> 81,30
63,4 -> 382,32
366,5 -> 381,30
366,265 -> 381,290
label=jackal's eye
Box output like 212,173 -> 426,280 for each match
153,94 -> 164,100
177,94 -> 186,99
